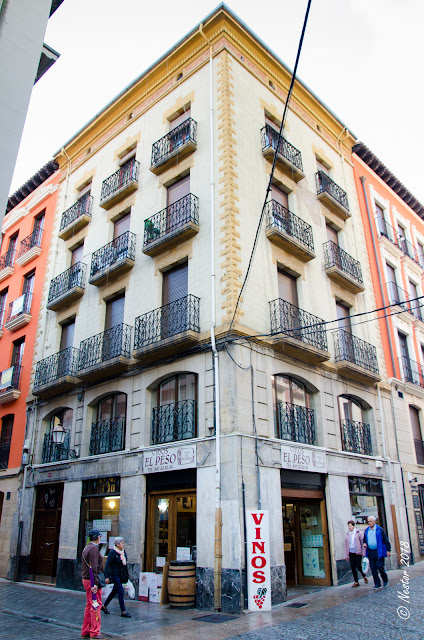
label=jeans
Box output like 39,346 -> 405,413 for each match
349,552 -> 366,583
105,575 -> 126,611
368,549 -> 388,587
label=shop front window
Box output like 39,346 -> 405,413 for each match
349,476 -> 386,531
80,477 -> 121,556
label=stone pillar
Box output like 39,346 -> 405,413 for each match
119,474 -> 146,587
196,465 -> 215,609
259,465 -> 285,604
57,480 -> 82,589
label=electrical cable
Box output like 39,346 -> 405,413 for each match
223,0 -> 313,347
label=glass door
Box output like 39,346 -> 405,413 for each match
147,490 -> 196,573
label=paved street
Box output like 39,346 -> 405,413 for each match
1,562 -> 423,640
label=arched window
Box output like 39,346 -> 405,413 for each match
0,415 -> 14,469
152,374 -> 197,444
90,393 -> 126,455
338,395 -> 372,455
42,409 -> 73,463
273,375 -> 315,444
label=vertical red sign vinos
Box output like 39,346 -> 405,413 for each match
246,510 -> 271,611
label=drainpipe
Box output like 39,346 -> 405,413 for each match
199,24 -> 222,611
359,176 -> 397,376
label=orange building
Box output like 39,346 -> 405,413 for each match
0,161 -> 59,577
353,142 -> 424,562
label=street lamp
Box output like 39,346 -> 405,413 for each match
52,422 -> 67,446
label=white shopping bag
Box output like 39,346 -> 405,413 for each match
101,583 -> 113,603
123,579 -> 136,599
361,556 -> 370,575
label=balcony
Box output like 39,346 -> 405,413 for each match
275,401 -> 315,445
0,365 -> 22,404
386,281 -> 424,322
316,171 -> 350,219
33,347 -> 81,399
47,262 -> 86,311
142,194 -> 199,256
333,330 -> 380,384
399,356 -> 424,389
134,294 -> 200,362
341,419 -> 372,455
90,417 -> 125,455
152,400 -> 197,445
323,241 -> 365,293
4,292 -> 32,331
42,432 -> 78,464
100,158 -> 139,209
58,194 -> 93,240
375,218 -> 421,267
150,118 -> 197,175
89,231 -> 136,286
269,298 -> 329,364
261,124 -> 304,182
78,323 -> 132,380
16,229 -> 42,266
0,442 -> 11,469
265,200 -> 315,261
0,249 -> 15,283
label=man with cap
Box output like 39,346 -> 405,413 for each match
81,529 -> 107,639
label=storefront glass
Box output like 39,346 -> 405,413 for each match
349,476 -> 386,531
299,503 -> 326,580
80,477 -> 121,556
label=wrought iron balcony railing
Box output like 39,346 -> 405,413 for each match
143,194 -> 199,248
341,419 -> 372,455
34,347 -> 79,390
261,124 -> 303,173
399,356 -> 424,388
90,231 -> 136,279
265,200 -> 314,252
90,417 -> 125,455
78,323 -> 132,371
375,217 -> 421,265
333,330 -> 379,374
42,431 -> 77,463
151,118 -> 197,167
316,170 -> 349,211
0,364 -> 22,392
0,249 -> 15,271
60,193 -> 93,232
17,228 -> 43,258
323,241 -> 363,286
100,158 -> 139,203
48,262 -> 86,305
134,294 -> 200,349
152,399 -> 197,445
6,292 -> 32,323
269,298 -> 328,351
0,442 -> 11,469
275,401 -> 315,445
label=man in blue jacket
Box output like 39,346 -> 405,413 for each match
363,515 -> 391,590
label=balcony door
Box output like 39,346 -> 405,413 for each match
169,108 -> 191,151
32,212 -> 45,245
93,393 -> 126,454
375,204 -> 387,237
336,302 -> 352,361
398,332 -> 412,381
278,268 -> 300,339
162,262 -> 188,339
274,375 -> 313,443
22,271 -> 35,313
270,184 -> 290,233
0,415 -> 13,470
409,406 -> 424,465
113,214 -> 131,261
155,374 -> 197,443
103,295 -> 125,360
167,176 -> 190,233
11,337 -> 25,368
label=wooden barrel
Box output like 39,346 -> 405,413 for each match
168,561 -> 196,608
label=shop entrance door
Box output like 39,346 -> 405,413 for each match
282,497 -> 331,586
146,489 -> 196,573
29,484 -> 63,582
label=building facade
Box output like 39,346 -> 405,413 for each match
353,142 -> 424,563
0,161 -> 59,577
17,6 -> 405,610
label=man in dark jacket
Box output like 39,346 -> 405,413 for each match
363,516 -> 391,590
81,529 -> 106,639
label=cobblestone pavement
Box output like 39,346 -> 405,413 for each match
0,562 -> 423,640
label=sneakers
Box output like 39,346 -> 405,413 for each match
121,611 -> 132,618
373,585 -> 382,590
363,576 -> 368,584
351,582 -> 360,587
383,581 -> 389,588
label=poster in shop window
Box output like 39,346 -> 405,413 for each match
246,510 -> 271,612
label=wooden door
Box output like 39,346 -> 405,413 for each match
146,489 -> 196,573
29,484 -> 63,580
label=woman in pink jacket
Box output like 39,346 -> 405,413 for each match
344,520 -> 368,587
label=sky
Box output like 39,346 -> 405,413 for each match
10,0 -> 424,203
